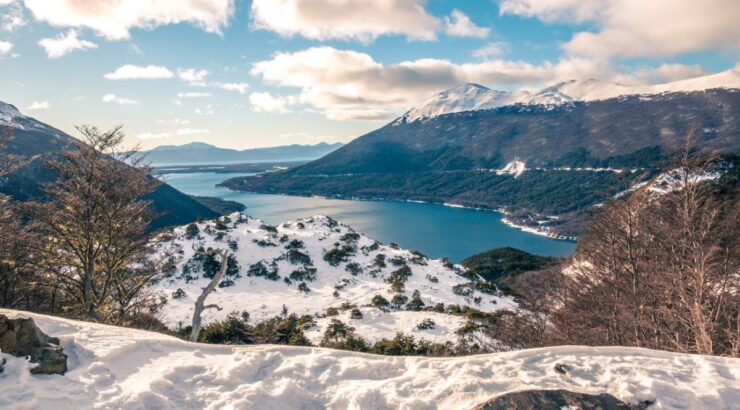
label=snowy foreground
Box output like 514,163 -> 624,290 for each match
1,310 -> 738,410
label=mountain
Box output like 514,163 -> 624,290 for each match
221,88 -> 740,237
150,212 -> 515,346
3,309 -> 737,409
0,101 -> 228,229
402,67 -> 740,122
140,141 -> 344,165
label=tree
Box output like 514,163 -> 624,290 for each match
552,151 -> 739,356
26,126 -> 159,321
0,128 -> 41,311
190,249 -> 229,342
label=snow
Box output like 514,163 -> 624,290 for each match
1,309 -> 738,410
401,67 -> 740,122
495,160 -> 527,177
304,307 -> 473,345
0,102 -> 22,128
149,213 -> 516,338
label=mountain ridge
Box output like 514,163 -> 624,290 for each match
401,67 -> 740,122
0,101 -> 228,229
140,141 -> 344,164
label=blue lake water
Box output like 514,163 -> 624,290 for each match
161,172 -> 576,262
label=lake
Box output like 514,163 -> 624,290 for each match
161,172 -> 576,262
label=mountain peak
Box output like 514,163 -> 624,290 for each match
0,101 -> 23,127
401,68 -> 740,123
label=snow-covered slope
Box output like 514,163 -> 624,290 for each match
402,67 -> 740,122
149,213 -> 515,344
1,309 -> 738,410
0,101 -> 57,133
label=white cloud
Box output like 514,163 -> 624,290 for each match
1,2 -> 26,32
38,29 -> 97,58
473,41 -> 509,60
137,127 -> 210,140
0,41 -> 12,56
177,92 -> 212,98
213,82 -> 249,94
499,0 -> 740,58
195,104 -> 214,115
137,132 -> 171,140
177,68 -> 209,84
175,128 -> 211,136
102,94 -> 140,105
249,92 -> 297,113
251,46 -> 619,120
27,100 -> 49,110
104,64 -> 174,80
21,0 -> 235,40
444,10 -> 489,38
632,63 -> 708,84
157,118 -> 190,125
250,0 -> 440,42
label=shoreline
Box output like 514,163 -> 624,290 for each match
210,178 -> 579,242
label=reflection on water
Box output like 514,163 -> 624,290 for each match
161,172 -> 576,262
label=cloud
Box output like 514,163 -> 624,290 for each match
1,2 -> 26,32
21,0 -> 235,40
102,94 -> 140,105
177,68 -> 209,84
0,41 -> 12,56
175,128 -> 211,136
104,64 -> 174,80
251,46 -> 619,120
157,118 -> 190,125
213,82 -> 249,94
632,63 -> 708,84
27,100 -> 49,110
444,9 -> 489,38
250,0 -> 440,42
136,132 -> 171,140
472,41 -> 509,60
177,92 -> 212,98
136,127 -> 210,140
249,92 -> 297,113
195,104 -> 214,115
498,0 -> 740,58
38,30 -> 97,58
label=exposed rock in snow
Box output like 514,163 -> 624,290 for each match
1,309 -> 738,410
401,68 -> 740,122
150,213 -> 516,341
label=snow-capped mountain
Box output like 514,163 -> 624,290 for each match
150,213 -> 516,345
3,309 -> 738,409
402,67 -> 740,122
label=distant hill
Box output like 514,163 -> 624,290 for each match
140,141 -> 344,165
0,101 -> 227,229
221,87 -> 740,237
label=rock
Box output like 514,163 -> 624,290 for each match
0,357 -> 6,374
554,363 -> 569,374
0,314 -> 67,375
473,389 -> 651,410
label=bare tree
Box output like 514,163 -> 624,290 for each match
27,125 -> 160,321
190,249 -> 228,342
551,149 -> 739,356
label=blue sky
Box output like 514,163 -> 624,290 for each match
0,0 -> 738,149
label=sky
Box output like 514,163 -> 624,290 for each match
0,0 -> 738,150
